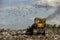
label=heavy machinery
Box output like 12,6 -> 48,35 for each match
26,18 -> 46,35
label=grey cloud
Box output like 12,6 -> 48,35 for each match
33,0 -> 60,9
46,6 -> 60,25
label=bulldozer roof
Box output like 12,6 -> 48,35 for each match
34,18 -> 46,20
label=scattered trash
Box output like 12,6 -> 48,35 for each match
0,28 -> 60,40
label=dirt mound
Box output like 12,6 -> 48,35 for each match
0,28 -> 60,40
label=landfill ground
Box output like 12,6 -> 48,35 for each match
0,28 -> 60,40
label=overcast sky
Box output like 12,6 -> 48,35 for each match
0,0 -> 60,29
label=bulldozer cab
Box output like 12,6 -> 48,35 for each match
34,18 -> 46,23
34,18 -> 46,28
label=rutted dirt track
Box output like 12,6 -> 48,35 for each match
0,28 -> 60,40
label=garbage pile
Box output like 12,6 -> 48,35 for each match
0,28 -> 60,40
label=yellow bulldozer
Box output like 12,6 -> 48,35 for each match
26,18 -> 46,35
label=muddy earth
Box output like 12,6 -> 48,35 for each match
0,28 -> 60,40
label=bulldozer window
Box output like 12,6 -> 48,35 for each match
39,20 -> 42,23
